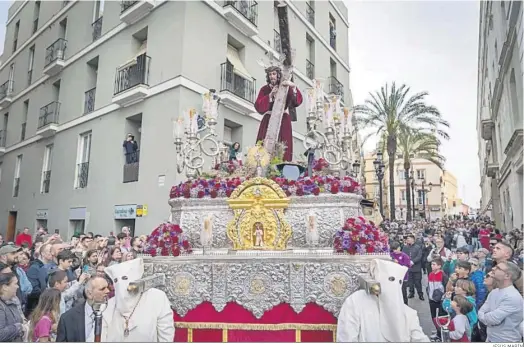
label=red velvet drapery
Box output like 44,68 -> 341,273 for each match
173,302 -> 337,342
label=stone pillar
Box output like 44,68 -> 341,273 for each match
490,178 -> 503,229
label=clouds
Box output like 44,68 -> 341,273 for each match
345,0 -> 480,207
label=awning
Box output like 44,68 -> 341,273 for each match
227,45 -> 252,80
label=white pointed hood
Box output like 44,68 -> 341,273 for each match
369,258 -> 410,342
105,258 -> 144,315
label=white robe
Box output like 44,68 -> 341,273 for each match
336,289 -> 429,342
101,287 -> 174,342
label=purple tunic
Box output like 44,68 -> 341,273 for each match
391,251 -> 411,281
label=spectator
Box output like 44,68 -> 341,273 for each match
444,246 -> 469,276
426,237 -> 452,263
478,261 -> 523,342
105,247 -> 122,267
0,244 -> 24,303
82,250 -> 99,275
427,257 -> 448,319
443,279 -> 478,328
48,270 -> 88,315
468,257 -> 487,308
29,288 -> 61,342
56,249 -> 77,282
26,243 -> 53,316
15,228 -> 32,249
402,234 -> 424,300
0,273 -> 25,342
446,260 -> 471,293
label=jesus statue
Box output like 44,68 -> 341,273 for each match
255,66 -> 303,162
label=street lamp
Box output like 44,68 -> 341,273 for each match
419,179 -> 433,220
410,170 -> 416,220
373,151 -> 385,217
351,160 -> 361,178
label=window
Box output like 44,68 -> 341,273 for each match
13,20 -> 20,52
28,46 -> 35,85
416,169 -> 425,180
41,145 -> 53,193
33,1 -> 40,34
401,189 -> 406,201
75,132 -> 92,188
21,100 -> 28,141
397,169 -> 405,181
13,154 -> 22,197
306,35 -> 314,79
224,125 -> 232,145
93,0 -> 105,20
329,14 -> 336,50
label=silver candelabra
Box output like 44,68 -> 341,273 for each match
174,90 -> 226,179
303,79 -> 354,176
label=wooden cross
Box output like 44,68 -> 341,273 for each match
263,1 -> 296,158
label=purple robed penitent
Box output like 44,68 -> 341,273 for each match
390,251 -> 411,281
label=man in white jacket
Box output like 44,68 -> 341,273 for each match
336,259 -> 430,342
427,237 -> 452,263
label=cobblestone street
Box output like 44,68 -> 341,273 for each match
407,274 -> 434,337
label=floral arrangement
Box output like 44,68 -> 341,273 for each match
169,175 -> 360,199
333,216 -> 389,255
144,222 -> 192,257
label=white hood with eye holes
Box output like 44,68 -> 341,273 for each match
105,258 -> 144,315
369,258 -> 410,342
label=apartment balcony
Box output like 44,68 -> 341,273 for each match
219,61 -> 256,114
306,59 -> 314,80
274,30 -> 281,54
123,151 -> 140,183
0,130 -> 5,156
37,101 -> 60,138
42,170 -> 51,194
43,38 -> 67,76
327,76 -> 344,101
481,118 -> 494,141
92,16 -> 103,42
485,162 -> 499,179
0,80 -> 14,108
84,88 -> 96,114
77,162 -> 89,189
112,53 -> 151,106
120,0 -> 154,25
13,177 -> 20,197
223,0 -> 258,37
305,3 -> 315,25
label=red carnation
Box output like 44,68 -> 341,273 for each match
296,188 -> 304,196
366,245 -> 375,253
183,191 -> 191,199
330,185 -> 339,194
226,188 -> 233,197
158,240 -> 165,248
197,190 -> 205,198
285,190 -> 291,197
169,187 -> 177,199
149,248 -> 157,257
182,239 -> 189,248
313,187 -> 320,196
172,235 -> 179,244
348,247 -> 357,255
172,246 -> 181,256
173,224 -> 182,233
160,247 -> 169,256
210,190 -> 218,198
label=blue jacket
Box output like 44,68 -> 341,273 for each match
15,267 -> 32,297
470,270 -> 487,308
443,295 -> 478,329
26,259 -> 48,296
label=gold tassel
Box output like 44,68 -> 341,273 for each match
295,330 -> 301,342
174,322 -> 337,331
187,328 -> 193,343
222,329 -> 228,342
332,328 -> 336,342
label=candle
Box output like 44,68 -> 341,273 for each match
188,108 -> 197,133
306,88 -> 316,113
343,107 -> 352,132
173,117 -> 184,139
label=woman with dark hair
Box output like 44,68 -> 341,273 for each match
82,249 -> 98,275
229,142 -> 241,161
104,247 -> 122,267
29,288 -> 61,342
0,273 -> 25,342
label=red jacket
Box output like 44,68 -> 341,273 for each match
15,233 -> 32,248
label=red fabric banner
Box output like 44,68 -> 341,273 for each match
173,302 -> 337,342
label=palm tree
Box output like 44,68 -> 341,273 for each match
354,82 -> 449,220
397,129 -> 446,221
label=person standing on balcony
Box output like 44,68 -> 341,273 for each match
123,134 -> 138,164
254,66 -> 303,162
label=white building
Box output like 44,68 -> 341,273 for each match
477,1 -> 523,230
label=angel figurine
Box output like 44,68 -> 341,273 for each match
254,223 -> 264,247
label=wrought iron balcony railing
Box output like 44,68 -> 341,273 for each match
0,130 -> 5,147
42,170 -> 51,193
327,76 -> 344,101
45,38 -> 67,67
220,61 -> 256,103
306,59 -> 314,80
92,16 -> 103,41
223,0 -> 258,26
84,88 -> 96,114
13,177 -> 20,197
20,123 -> 26,141
306,3 -> 315,25
0,80 -> 14,100
114,53 -> 151,95
33,18 -> 39,34
38,101 -> 60,129
121,0 -> 138,13
123,150 -> 140,183
274,30 -> 281,54
77,162 -> 89,189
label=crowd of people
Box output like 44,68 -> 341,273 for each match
384,218 -> 523,342
0,226 -> 146,342
0,217 -> 523,343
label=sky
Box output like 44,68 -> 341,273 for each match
344,0 -> 481,208
0,0 -> 481,207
